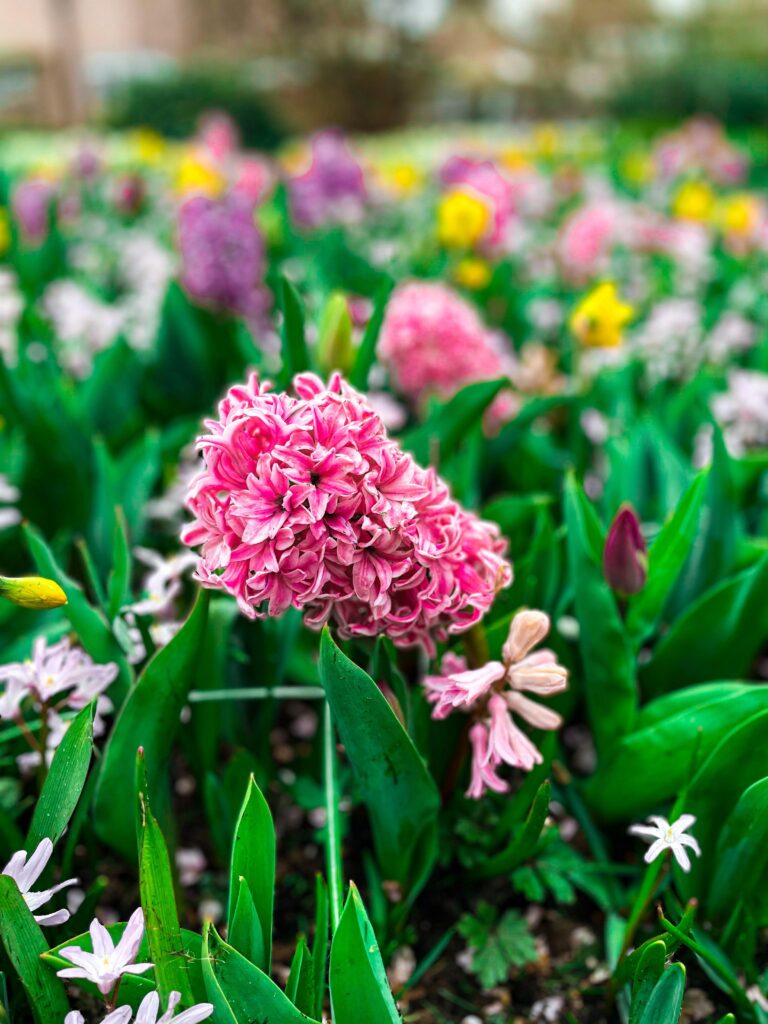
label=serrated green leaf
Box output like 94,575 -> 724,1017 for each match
227,775 -> 275,972
0,875 -> 69,1024
330,883 -> 401,1024
27,702 -> 94,850
318,628 -> 439,891
94,591 -> 209,856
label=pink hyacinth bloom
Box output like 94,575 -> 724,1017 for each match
378,281 -> 513,407
424,658 -> 505,719
558,202 -> 619,280
467,721 -> 509,799
486,692 -> 543,772
441,155 -> 515,251
182,372 -> 511,654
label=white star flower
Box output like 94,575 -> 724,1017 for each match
628,814 -> 701,872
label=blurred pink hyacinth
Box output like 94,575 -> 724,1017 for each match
378,280 -> 513,408
424,609 -> 568,798
440,155 -> 515,251
558,202 -> 620,280
182,372 -> 511,654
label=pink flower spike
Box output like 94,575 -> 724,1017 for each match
486,693 -> 543,772
466,722 -> 509,800
424,660 -> 505,719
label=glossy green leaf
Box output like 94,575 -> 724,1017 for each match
286,938 -> 315,1016
312,875 -> 329,1021
638,962 -> 685,1024
640,556 -> 768,696
136,751 -> 194,1004
107,506 -> 132,621
27,702 -> 94,850
228,775 -> 275,972
564,473 -> 637,758
318,628 -> 439,891
94,591 -> 209,856
202,923 -> 320,1024
625,472 -> 707,646
329,883 -> 402,1024
708,777 -> 768,924
401,378 -> 507,466
349,278 -> 393,390
629,940 -> 666,1024
584,682 -> 768,820
0,875 -> 69,1024
229,877 -> 266,972
279,276 -> 311,381
473,781 -> 551,879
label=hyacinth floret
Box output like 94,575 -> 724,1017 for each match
182,372 -> 511,654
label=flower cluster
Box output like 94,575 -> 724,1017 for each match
440,155 -> 515,252
177,193 -> 269,323
288,129 -> 367,229
182,372 -> 511,653
377,281 -> 513,406
424,609 -> 568,797
0,637 -> 117,771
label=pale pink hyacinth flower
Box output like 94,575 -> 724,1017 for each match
182,372 -> 511,655
2,838 -> 78,926
58,908 -> 153,994
0,636 -> 118,711
424,609 -> 568,798
377,281 -> 514,409
65,990 -> 214,1024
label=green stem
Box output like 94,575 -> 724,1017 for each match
618,855 -> 667,961
323,701 -> 344,932
188,686 -> 325,703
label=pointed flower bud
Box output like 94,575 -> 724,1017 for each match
603,504 -> 647,596
316,292 -> 354,375
0,575 -> 67,610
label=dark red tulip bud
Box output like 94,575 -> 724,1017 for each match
603,503 -> 647,596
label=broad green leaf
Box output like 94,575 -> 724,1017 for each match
24,523 -> 132,700
584,683 -> 768,819
401,378 -> 507,466
108,507 -> 132,621
94,591 -> 209,856
629,940 -> 666,1024
279,276 -> 311,381
201,924 -> 237,1024
638,962 -> 685,1024
27,702 -> 93,850
228,776 -> 275,972
136,751 -> 194,1004
473,781 -> 551,879
318,628 -> 439,891
203,924 -> 320,1024
0,875 -> 69,1024
625,472 -> 707,646
564,474 -> 636,758
349,278 -> 393,390
286,938 -> 315,1017
640,556 -> 768,696
708,777 -> 768,925
330,884 -> 402,1024
679,709 -> 768,899
229,877 -> 266,973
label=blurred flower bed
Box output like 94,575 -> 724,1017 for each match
0,112 -> 767,1023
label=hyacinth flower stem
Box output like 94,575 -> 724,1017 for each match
323,701 -> 344,932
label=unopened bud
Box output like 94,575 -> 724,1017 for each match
603,504 -> 647,596
316,292 -> 354,375
0,574 -> 67,610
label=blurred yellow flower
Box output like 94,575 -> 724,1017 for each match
570,282 -> 634,349
673,180 -> 715,222
454,257 -> 491,290
500,147 -> 531,173
534,124 -> 561,159
383,162 -> 424,195
621,151 -> 653,187
718,193 -> 760,236
176,156 -> 225,197
437,189 -> 490,249
0,575 -> 67,610
130,128 -> 167,165
0,209 -> 11,255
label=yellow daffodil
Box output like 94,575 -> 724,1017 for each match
130,128 -> 167,166
672,180 -> 715,222
437,189 -> 490,250
0,575 -> 67,610
454,256 -> 492,290
381,162 -> 424,195
569,282 -> 634,349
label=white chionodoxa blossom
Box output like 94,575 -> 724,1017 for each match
57,908 -> 153,994
629,814 -> 701,872
64,989 -> 213,1024
2,838 -> 78,925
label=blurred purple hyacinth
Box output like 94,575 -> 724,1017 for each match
12,178 -> 54,243
177,193 -> 270,322
288,129 -> 367,228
